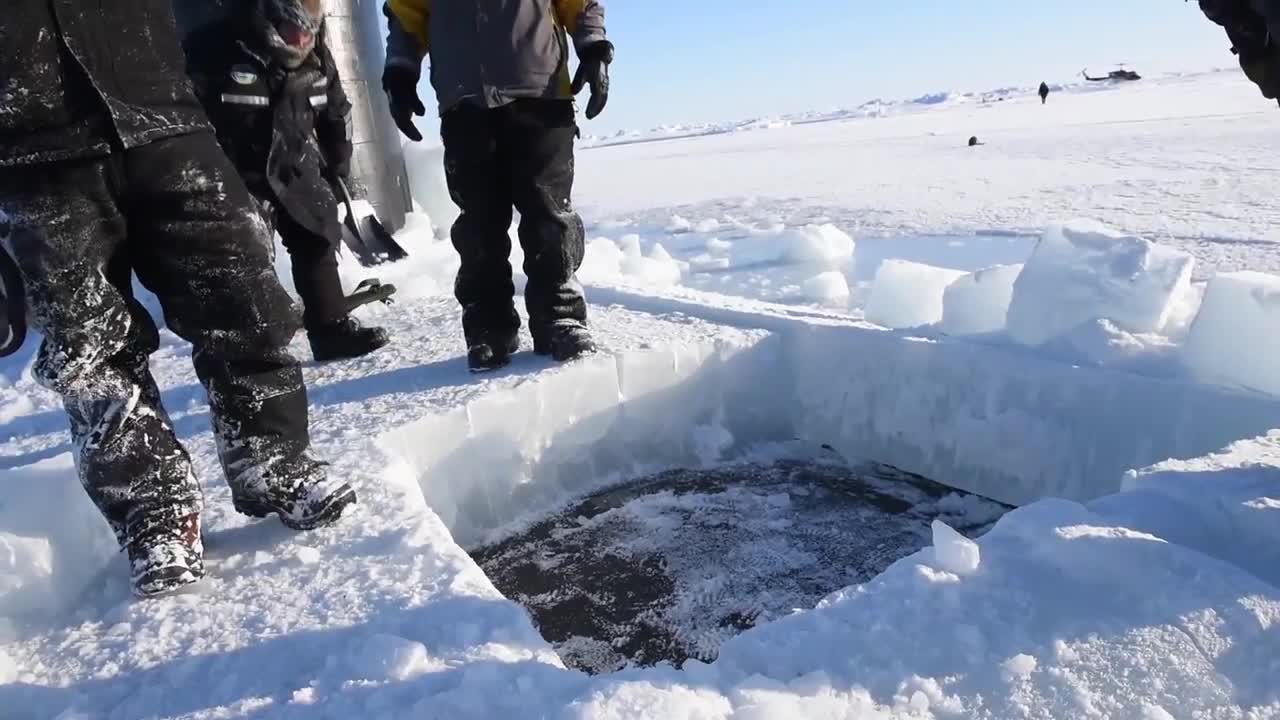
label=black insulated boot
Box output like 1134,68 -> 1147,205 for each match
467,330 -> 520,373
534,323 -> 597,362
128,513 -> 205,598
232,455 -> 357,531
309,316 -> 390,362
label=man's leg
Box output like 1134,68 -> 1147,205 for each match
276,210 -> 389,362
501,100 -> 591,361
0,159 -> 204,595
121,131 -> 355,530
441,104 -> 520,370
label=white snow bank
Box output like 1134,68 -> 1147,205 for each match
1092,430 -> 1280,588
0,455 -> 116,622
709,497 -> 1280,719
940,263 -> 1022,335
1005,221 -> 1194,347
865,259 -> 967,329
1183,270 -> 1280,396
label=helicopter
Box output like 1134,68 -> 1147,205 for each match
1082,63 -> 1142,82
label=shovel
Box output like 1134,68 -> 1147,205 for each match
333,177 -> 409,267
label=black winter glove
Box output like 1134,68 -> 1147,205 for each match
323,143 -> 353,183
1198,0 -> 1280,101
383,65 -> 426,141
572,40 -> 614,120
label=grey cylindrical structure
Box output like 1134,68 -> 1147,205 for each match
321,0 -> 411,232
172,0 -> 412,233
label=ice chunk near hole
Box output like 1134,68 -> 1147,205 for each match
694,218 -> 721,233
865,259 -> 966,329
1046,318 -> 1175,368
666,215 -> 693,234
0,647 -> 16,684
621,242 -> 683,287
1002,653 -> 1038,679
1005,221 -> 1194,347
800,271 -> 850,307
349,633 -> 434,682
706,237 -> 733,255
1183,271 -> 1280,396
579,237 -> 625,283
782,223 -> 855,266
1161,280 -> 1206,340
940,263 -> 1023,335
931,519 -> 980,575
618,233 -> 642,257
0,455 -> 116,620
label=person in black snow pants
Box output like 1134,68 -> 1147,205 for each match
381,0 -> 613,372
1039,82 -> 1050,104
184,0 -> 391,362
0,1 -> 357,598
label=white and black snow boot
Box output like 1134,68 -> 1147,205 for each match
534,322 -> 597,362
232,455 -> 357,531
128,513 -> 205,598
309,316 -> 390,362
467,331 -> 520,373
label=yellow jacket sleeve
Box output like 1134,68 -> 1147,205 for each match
386,0 -> 431,55
553,0 -> 607,53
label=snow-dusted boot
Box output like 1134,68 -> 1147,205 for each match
128,513 -> 205,598
308,316 -> 389,362
534,322 -> 597,362
467,330 -> 520,373
232,454 -> 356,530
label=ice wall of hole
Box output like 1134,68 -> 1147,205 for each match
376,322 -> 1280,672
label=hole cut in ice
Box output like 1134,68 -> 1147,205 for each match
470,456 -> 1010,674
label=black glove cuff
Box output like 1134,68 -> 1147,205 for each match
582,40 -> 615,65
382,63 -> 420,92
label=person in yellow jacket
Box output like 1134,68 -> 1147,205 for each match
382,0 -> 612,371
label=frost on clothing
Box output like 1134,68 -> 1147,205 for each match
184,14 -> 356,331
0,133 -> 313,546
0,1 -> 210,167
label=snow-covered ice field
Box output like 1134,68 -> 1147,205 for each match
2,69 -> 1280,718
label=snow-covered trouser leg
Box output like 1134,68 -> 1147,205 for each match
275,208 -> 347,332
441,104 -> 521,347
0,161 -> 201,545
503,99 -> 587,344
111,134 -> 330,510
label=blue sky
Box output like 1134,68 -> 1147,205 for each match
402,1 -> 1236,136
594,0 -> 1234,133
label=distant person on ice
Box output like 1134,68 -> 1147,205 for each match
1197,0 -> 1280,103
0,1 -> 356,597
1039,81 -> 1050,104
381,0 -> 613,371
183,0 -> 391,363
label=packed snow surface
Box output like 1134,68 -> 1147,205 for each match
2,68 -> 1280,719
